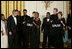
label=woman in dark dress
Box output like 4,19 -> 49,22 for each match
33,12 -> 41,48
42,12 -> 52,48
49,11 -> 65,48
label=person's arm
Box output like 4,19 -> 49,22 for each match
21,16 -> 26,24
67,14 -> 69,26
7,18 -> 12,35
1,22 -> 4,35
36,19 -> 41,29
61,21 -> 65,27
38,19 -> 41,26
61,18 -> 66,27
33,21 -> 37,26
67,15 -> 71,30
33,18 -> 41,29
41,18 -> 45,31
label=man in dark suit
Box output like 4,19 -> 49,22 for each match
51,8 -> 58,21
42,12 -> 51,48
67,9 -> 71,48
21,9 -> 34,48
7,10 -> 19,48
16,11 -> 22,48
67,9 -> 71,39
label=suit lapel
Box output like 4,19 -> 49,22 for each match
11,15 -> 16,25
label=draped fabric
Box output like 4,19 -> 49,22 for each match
1,20 -> 8,48
1,1 -> 24,19
66,1 -> 71,14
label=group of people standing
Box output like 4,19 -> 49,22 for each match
1,8 -> 71,48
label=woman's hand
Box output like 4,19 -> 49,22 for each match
1,31 -> 4,36
61,21 -> 65,26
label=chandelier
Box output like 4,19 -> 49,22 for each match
44,1 -> 53,10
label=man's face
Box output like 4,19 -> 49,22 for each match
17,11 -> 21,16
17,11 -> 19,16
1,16 -> 5,20
23,11 -> 27,15
53,10 -> 57,14
46,14 -> 50,18
14,12 -> 18,17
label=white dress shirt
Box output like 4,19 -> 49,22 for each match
47,18 -> 50,22
12,15 -> 17,25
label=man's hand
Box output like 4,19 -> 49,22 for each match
23,21 -> 26,24
61,21 -> 65,26
9,32 -> 12,35
68,27 -> 71,30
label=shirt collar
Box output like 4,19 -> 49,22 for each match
12,15 -> 14,18
12,15 -> 16,18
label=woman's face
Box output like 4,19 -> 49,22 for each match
35,13 -> 38,18
58,13 -> 62,19
1,16 -> 5,20
32,13 -> 36,17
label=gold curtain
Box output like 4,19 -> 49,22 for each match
1,1 -> 24,19
66,1 -> 70,15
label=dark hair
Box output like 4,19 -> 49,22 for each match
13,9 -> 18,11
1,14 -> 4,18
18,11 -> 21,16
58,11 -> 63,16
1,14 -> 4,17
54,8 -> 58,12
36,12 -> 39,15
23,9 -> 27,12
32,11 -> 36,14
46,12 -> 50,15
18,11 -> 20,12
1,14 -> 4,20
12,10 -> 18,14
35,12 -> 39,17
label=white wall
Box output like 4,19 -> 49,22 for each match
25,1 -> 67,42
25,1 -> 67,20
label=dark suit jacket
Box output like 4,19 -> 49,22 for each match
51,14 -> 58,21
50,18 -> 65,37
42,17 -> 51,32
67,14 -> 71,27
21,15 -> 34,32
7,15 -> 18,35
21,15 -> 31,25
16,16 -> 22,35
